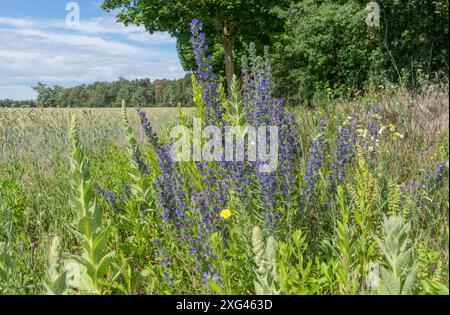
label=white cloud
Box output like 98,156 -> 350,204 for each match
0,14 -> 185,100
0,15 -> 177,45
0,17 -> 37,28
10,28 -> 148,56
70,16 -> 177,45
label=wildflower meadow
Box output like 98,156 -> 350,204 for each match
0,18 -> 449,296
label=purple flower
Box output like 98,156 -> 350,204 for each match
301,116 -> 327,209
330,118 -> 357,190
94,183 -> 124,212
239,44 -> 302,228
189,19 -> 224,125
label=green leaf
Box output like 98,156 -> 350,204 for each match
401,265 -> 417,295
380,268 -> 400,295
208,280 -> 225,295
91,230 -> 109,263
96,251 -> 115,279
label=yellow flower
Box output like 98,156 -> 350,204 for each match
388,123 -> 396,132
437,130 -> 442,137
219,209 -> 232,220
325,87 -> 333,93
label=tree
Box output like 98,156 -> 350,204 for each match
88,82 -> 115,107
272,0 -> 376,101
57,86 -> 89,107
27,77 -> 192,108
101,0 -> 290,90
0,99 -> 35,108
272,0 -> 449,103
32,82 -> 63,107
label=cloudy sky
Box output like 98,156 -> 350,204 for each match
0,0 -> 185,100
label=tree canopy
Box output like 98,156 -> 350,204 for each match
272,0 -> 449,102
101,0 -> 290,89
16,75 -> 193,108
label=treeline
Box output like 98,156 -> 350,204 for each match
0,75 -> 193,108
0,99 -> 36,108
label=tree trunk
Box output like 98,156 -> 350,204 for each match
222,29 -> 234,93
215,17 -> 235,94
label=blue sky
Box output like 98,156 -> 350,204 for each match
0,0 -> 185,100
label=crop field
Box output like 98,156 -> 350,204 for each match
0,107 -> 191,162
0,84 -> 448,295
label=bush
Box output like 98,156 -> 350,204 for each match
272,0 -> 449,103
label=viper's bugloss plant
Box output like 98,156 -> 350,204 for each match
330,117 -> 358,190
189,19 -> 225,125
302,116 -> 326,207
241,43 -> 301,229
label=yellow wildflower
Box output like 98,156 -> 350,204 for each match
325,87 -> 333,94
437,130 -> 442,137
219,209 -> 232,220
